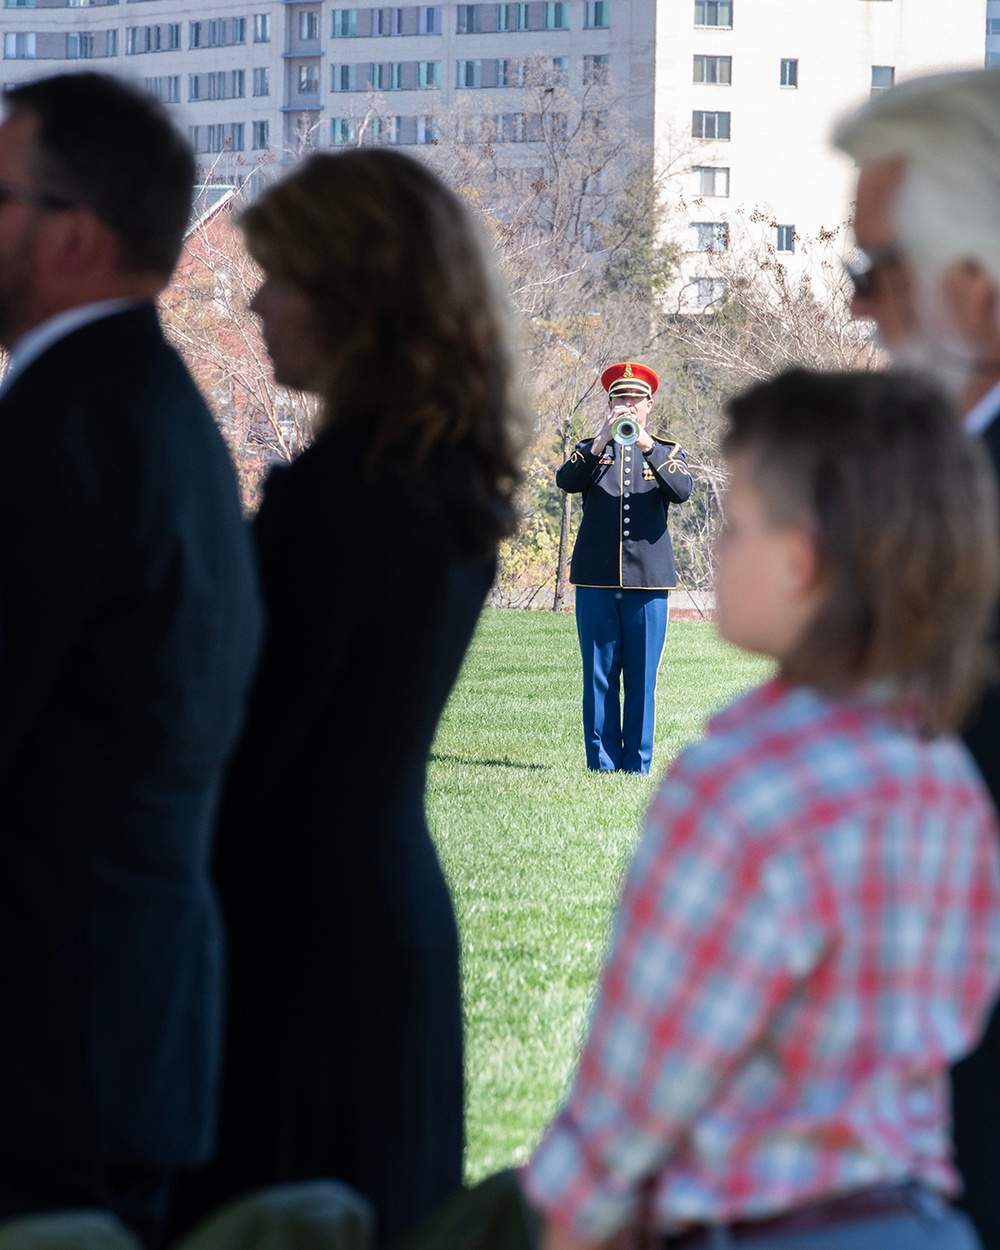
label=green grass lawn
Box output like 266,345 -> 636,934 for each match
426,607 -> 772,1181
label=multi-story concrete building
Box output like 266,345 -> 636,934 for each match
0,0 -> 988,298
666,0 -> 986,301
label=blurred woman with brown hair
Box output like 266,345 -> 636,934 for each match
182,150 -> 525,1243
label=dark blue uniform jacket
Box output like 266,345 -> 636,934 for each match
557,435 -> 693,589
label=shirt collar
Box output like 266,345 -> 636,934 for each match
963,377 -> 1000,437
1,298 -> 145,394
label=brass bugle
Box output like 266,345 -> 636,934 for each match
612,417 -> 640,446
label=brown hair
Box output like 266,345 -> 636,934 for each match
724,368 -> 1000,734
240,149 -> 526,555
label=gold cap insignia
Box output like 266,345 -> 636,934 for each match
623,363 -> 634,378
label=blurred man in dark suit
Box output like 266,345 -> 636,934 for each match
835,69 -> 1000,1250
0,73 -> 260,1240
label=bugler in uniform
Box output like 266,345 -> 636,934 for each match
557,361 -> 692,774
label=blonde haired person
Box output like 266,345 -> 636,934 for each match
174,150 -> 525,1245
834,69 -> 1000,1248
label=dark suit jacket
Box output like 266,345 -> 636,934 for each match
0,306 -> 261,1175
954,408 -> 1000,1249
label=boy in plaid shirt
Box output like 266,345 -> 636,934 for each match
523,370 -> 1000,1250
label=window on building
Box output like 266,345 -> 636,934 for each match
989,51 -> 1000,67
776,224 -> 795,253
694,0 -> 732,27
208,70 -> 225,98
189,21 -> 203,47
299,11 -> 319,40
583,53 -> 609,84
66,31 -> 93,57
694,277 -> 724,307
188,126 -> 200,150
331,63 -> 353,90
417,5 -> 440,32
416,60 -> 439,87
232,69 -> 245,97
990,16 -> 1000,34
331,9 -> 357,36
497,112 -> 528,142
146,75 -> 181,101
549,55 -> 568,82
106,29 -> 117,55
125,27 -> 139,53
780,56 -> 797,87
4,0 -> 36,9
188,74 -> 201,100
497,2 -> 527,29
231,122 -> 244,151
544,2 -> 567,29
298,63 -> 319,93
693,165 -> 729,196
371,61 -> 402,88
232,17 -> 246,42
456,59 -> 482,87
253,66 -> 269,94
252,119 -> 269,149
331,117 -> 357,145
693,54 -> 731,84
168,23 -> 180,48
692,110 -> 730,139
208,19 -> 224,46
253,12 -> 270,40
585,0 -> 608,27
5,31 -> 37,58
416,115 -> 436,143
375,6 -> 402,34
871,64 -> 894,96
456,4 -> 481,32
690,221 -> 729,252
500,57 -> 522,86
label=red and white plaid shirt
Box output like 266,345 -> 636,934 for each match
523,679 -> 1000,1241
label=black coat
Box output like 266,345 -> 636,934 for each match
557,435 -> 693,589
188,430 -> 492,1244
0,307 -> 261,1175
953,408 -> 1000,1250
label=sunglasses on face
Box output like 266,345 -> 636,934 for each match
0,181 -> 79,213
843,244 -> 905,301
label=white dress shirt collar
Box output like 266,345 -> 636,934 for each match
964,377 -> 1000,437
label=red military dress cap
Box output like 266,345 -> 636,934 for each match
601,361 -> 659,400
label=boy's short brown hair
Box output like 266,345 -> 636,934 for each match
724,368 -> 1000,734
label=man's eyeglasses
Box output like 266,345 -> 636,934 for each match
844,245 -> 905,301
0,181 -> 79,213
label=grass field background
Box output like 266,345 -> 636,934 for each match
426,606 -> 772,1181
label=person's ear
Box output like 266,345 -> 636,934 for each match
45,207 -> 119,279
942,259 -> 1000,348
784,527 -> 822,600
